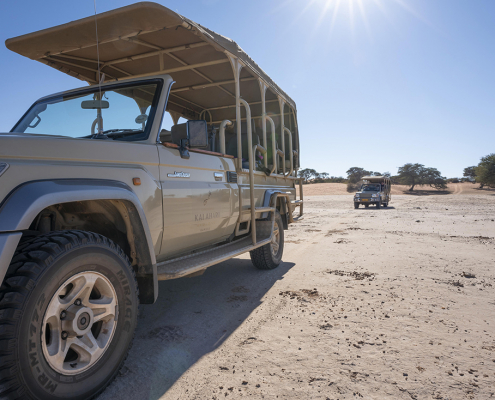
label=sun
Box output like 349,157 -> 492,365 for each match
312,0 -> 377,37
271,0 -> 428,42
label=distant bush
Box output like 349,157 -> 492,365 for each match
347,182 -> 361,193
326,176 -> 347,183
447,177 -> 472,183
311,176 -> 347,184
475,154 -> 495,188
463,166 -> 477,183
298,168 -> 347,184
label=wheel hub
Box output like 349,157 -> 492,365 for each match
61,305 -> 95,337
41,271 -> 118,375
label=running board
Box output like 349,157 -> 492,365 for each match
156,234 -> 272,280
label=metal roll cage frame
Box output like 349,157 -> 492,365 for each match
218,55 -> 303,245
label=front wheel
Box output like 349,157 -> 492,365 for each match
354,202 -> 359,209
0,231 -> 139,400
376,201 -> 381,209
250,210 -> 284,270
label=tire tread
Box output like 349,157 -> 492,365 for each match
0,230 -> 139,400
250,212 -> 284,270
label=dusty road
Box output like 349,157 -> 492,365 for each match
99,194 -> 495,400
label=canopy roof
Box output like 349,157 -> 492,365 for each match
5,2 -> 296,124
362,176 -> 390,182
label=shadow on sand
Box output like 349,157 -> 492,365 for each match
401,190 -> 451,196
356,206 -> 396,210
98,258 -> 295,400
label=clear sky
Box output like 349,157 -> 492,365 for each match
1,0 -> 494,178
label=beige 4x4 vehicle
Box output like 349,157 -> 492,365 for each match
0,3 -> 302,399
353,176 -> 391,209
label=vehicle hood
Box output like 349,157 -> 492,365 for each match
0,133 -> 153,164
355,190 -> 379,198
0,133 -> 160,202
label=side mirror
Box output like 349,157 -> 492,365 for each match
187,120 -> 208,148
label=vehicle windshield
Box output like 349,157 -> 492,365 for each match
11,80 -> 161,141
361,184 -> 381,192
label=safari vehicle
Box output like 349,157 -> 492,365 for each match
0,3 -> 302,399
353,176 -> 391,209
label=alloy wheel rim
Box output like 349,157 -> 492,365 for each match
41,271 -> 118,375
271,224 -> 280,257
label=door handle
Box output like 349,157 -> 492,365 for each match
214,172 -> 223,181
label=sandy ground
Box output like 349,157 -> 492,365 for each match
99,192 -> 495,400
299,182 -> 495,196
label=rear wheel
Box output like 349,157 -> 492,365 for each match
250,211 -> 284,270
0,230 -> 138,400
354,203 -> 359,209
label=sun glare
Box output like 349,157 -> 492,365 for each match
271,0 -> 431,44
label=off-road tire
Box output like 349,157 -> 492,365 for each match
364,204 -> 369,208
354,203 -> 359,209
384,203 -> 388,207
250,211 -> 284,270
376,201 -> 381,209
0,230 -> 139,400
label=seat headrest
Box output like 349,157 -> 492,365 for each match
171,123 -> 187,145
159,129 -> 172,143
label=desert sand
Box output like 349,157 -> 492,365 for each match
299,181 -> 495,196
98,187 -> 495,400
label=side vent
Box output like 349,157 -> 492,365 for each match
227,171 -> 238,183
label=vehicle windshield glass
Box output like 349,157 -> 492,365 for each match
11,80 -> 161,141
361,184 -> 380,192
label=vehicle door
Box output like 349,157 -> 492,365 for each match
157,145 -> 238,259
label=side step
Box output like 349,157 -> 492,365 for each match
156,234 -> 272,280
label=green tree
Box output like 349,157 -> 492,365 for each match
463,166 -> 477,183
346,167 -> 372,184
475,154 -> 495,188
397,163 -> 447,191
298,168 -> 318,183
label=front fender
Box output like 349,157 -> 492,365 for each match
0,179 -> 158,303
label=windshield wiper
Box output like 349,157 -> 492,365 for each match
92,129 -> 143,139
101,129 -> 142,135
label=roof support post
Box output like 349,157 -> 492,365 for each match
289,107 -> 299,171
239,99 -> 256,246
258,80 -> 268,169
283,127 -> 293,177
227,55 -> 243,170
278,97 -> 286,175
219,120 -> 233,154
265,115 -> 278,175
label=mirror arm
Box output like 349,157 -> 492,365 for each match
179,138 -> 190,159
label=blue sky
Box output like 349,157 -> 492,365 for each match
1,0 -> 494,178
